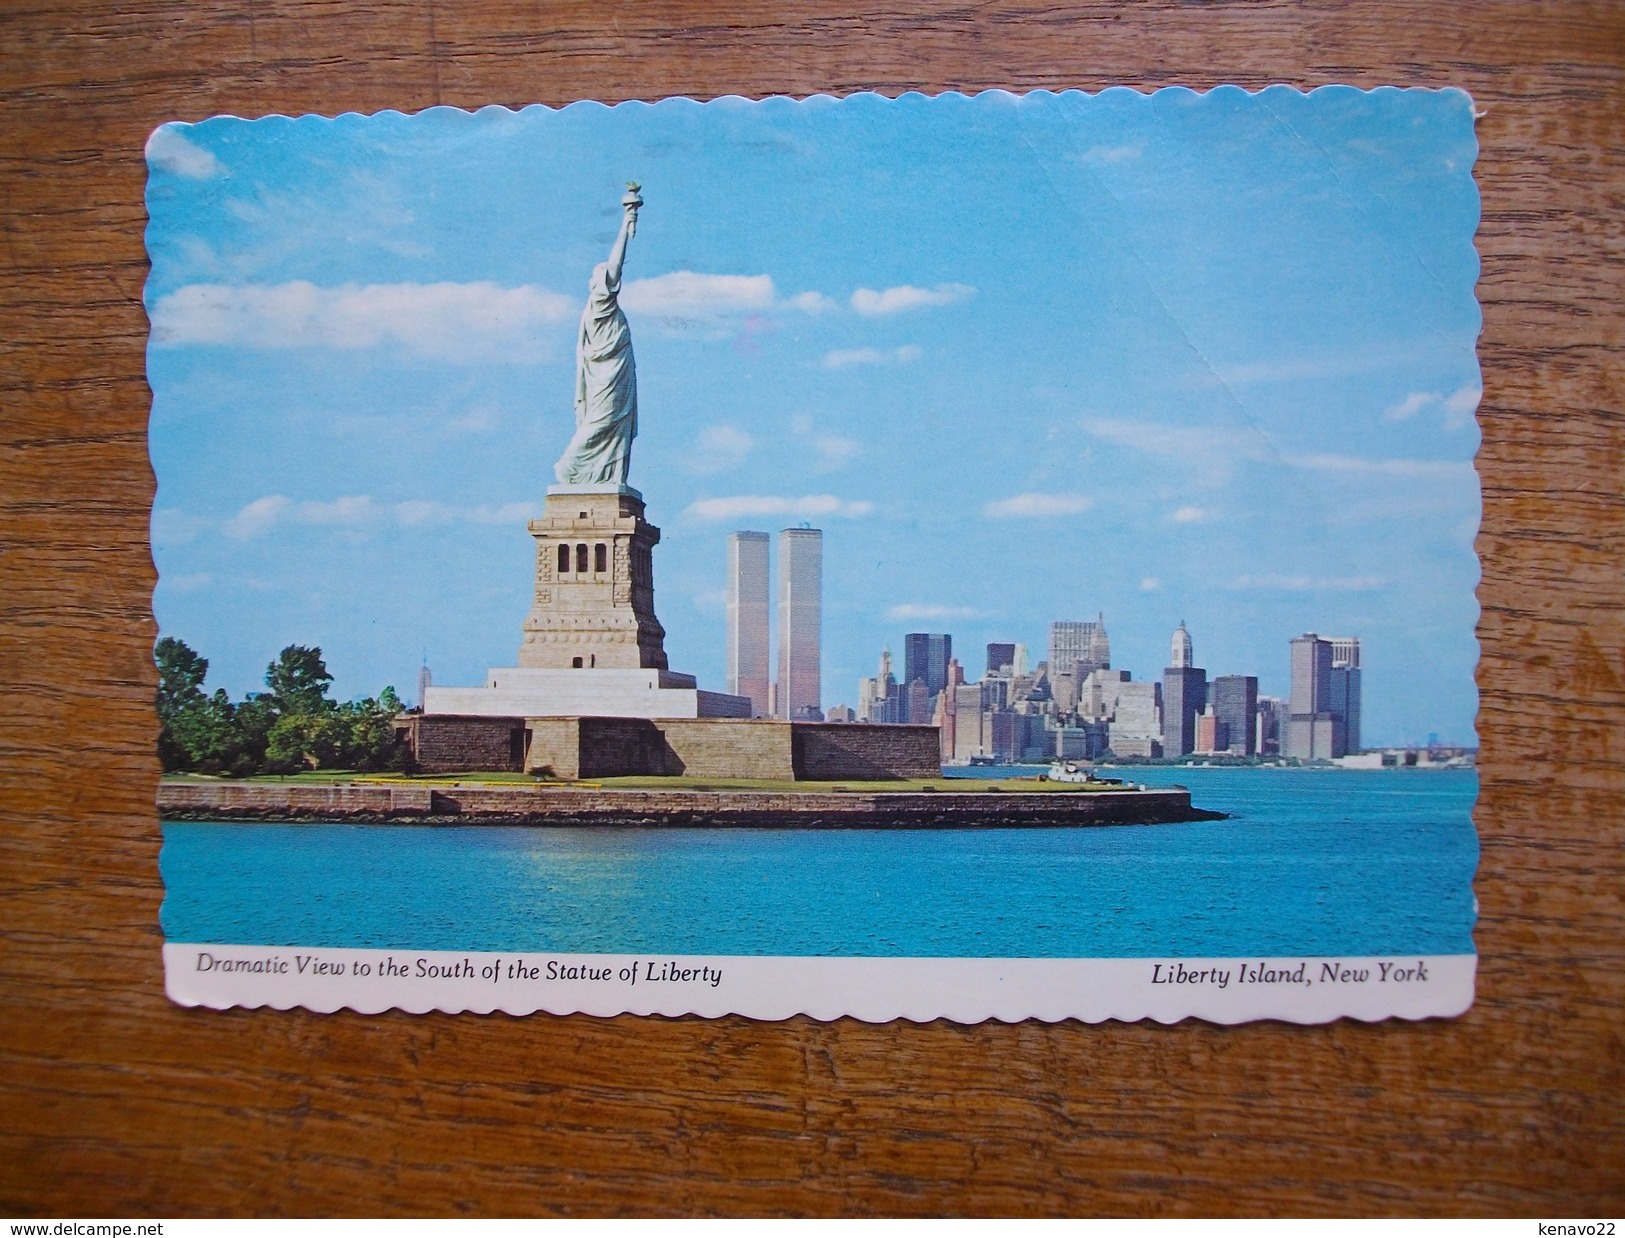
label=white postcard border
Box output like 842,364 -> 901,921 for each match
166,945 -> 1474,1024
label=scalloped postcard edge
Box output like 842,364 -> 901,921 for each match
149,85 -> 1483,1026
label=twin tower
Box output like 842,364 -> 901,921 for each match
725,528 -> 823,721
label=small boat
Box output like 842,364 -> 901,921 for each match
1046,760 -> 1093,783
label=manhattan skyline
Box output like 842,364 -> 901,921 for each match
146,89 -> 1481,747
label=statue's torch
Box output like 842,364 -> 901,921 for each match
623,182 -> 643,238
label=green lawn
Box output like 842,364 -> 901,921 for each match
160,769 -> 538,785
160,770 -> 1131,793
585,775 -> 1128,793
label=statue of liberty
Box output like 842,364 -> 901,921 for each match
553,184 -> 643,488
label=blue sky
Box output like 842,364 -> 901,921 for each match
146,87 -> 1482,746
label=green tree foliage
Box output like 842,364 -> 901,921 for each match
155,637 -> 408,775
344,686 -> 411,773
265,711 -> 351,773
156,637 -> 228,773
265,645 -> 334,715
155,636 -> 208,719
227,695 -> 278,776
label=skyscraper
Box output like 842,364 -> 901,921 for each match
1049,614 -> 1110,678
905,678 -> 930,726
1170,620 -> 1194,669
952,682 -> 988,762
1256,695 -> 1289,756
1287,633 -> 1346,760
903,632 -> 953,697
1211,674 -> 1259,756
775,527 -> 822,721
1108,680 -> 1162,759
725,531 -> 770,716
1195,707 -> 1227,755
859,647 -> 899,723
1162,621 -> 1206,757
1328,665 -> 1361,754
1289,634 -> 1332,716
985,642 -> 1016,678
1325,636 -> 1363,752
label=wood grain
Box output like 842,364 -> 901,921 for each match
1,0 -> 1620,1216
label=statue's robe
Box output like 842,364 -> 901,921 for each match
554,261 -> 638,486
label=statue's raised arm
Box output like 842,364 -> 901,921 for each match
553,185 -> 643,489
604,182 -> 641,286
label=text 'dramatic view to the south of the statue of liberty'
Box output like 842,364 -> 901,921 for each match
146,88 -> 1482,1024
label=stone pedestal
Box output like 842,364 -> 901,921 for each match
519,485 -> 667,671
424,484 -> 753,721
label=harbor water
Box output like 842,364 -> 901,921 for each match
160,766 -> 1478,958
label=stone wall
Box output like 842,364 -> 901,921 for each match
157,780 -> 1216,828
578,718 -> 674,779
407,713 -> 941,781
791,723 -> 942,781
159,782 -> 433,818
524,717 -> 580,779
657,719 -> 795,779
400,715 -> 526,773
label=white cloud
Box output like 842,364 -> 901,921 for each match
621,271 -> 775,317
850,283 -> 975,316
224,495 -> 291,539
1383,392 -> 1435,421
151,281 -> 575,361
223,494 -> 536,539
618,273 -> 835,335
1441,384 -> 1482,428
786,290 -> 839,314
145,126 -> 222,179
1229,574 -> 1387,592
887,604 -> 980,621
683,425 -> 755,475
823,344 -> 921,369
296,495 -> 378,525
982,493 -> 1094,519
164,572 -> 214,594
684,495 -> 875,521
1170,505 -> 1208,523
1139,577 -> 1161,592
1383,384 -> 1481,429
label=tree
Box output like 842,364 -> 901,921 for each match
165,688 -> 241,774
155,637 -> 208,721
226,693 -> 278,776
343,686 -> 410,772
155,637 -> 211,772
264,645 -> 334,716
265,711 -> 350,773
155,638 -> 409,776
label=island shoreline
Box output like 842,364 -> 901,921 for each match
158,781 -> 1228,829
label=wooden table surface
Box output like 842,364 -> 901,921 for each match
1,1 -> 1620,1217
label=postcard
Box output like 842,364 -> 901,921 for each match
147,87 -> 1481,1023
